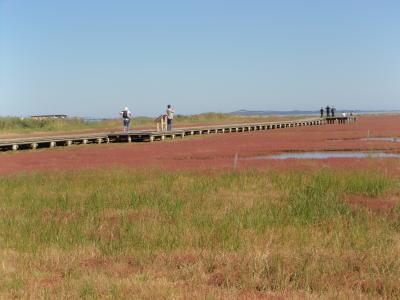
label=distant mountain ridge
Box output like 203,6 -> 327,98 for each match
231,109 -> 400,116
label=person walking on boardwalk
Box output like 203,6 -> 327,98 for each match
320,107 -> 324,118
325,105 -> 331,118
120,107 -> 132,132
331,106 -> 336,117
166,104 -> 175,131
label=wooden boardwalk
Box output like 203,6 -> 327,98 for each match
0,117 -> 352,152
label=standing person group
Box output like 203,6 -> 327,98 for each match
120,104 -> 175,132
320,105 -> 336,118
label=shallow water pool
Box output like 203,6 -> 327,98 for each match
242,151 -> 400,160
360,137 -> 400,142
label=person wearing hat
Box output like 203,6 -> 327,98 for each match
120,107 -> 132,132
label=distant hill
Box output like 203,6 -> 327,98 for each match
230,109 -> 400,116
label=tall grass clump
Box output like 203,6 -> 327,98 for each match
0,114 -> 303,135
0,116 -> 154,134
0,169 -> 399,298
174,112 -> 306,124
342,172 -> 392,197
0,117 -> 111,133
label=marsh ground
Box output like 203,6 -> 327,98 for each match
1,115 -> 400,299
1,115 -> 400,175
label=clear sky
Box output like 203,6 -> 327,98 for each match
1,0 -> 399,117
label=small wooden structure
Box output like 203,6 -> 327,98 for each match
155,114 -> 168,131
325,116 -> 356,124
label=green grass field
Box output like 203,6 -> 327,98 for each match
1,168 -> 399,298
0,113 -> 310,136
0,116 -> 143,134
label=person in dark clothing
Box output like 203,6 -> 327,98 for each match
320,107 -> 324,118
331,106 -> 336,117
325,106 -> 331,118
119,107 -> 132,132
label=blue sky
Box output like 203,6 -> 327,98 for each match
1,0 -> 399,117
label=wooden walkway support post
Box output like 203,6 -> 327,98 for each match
155,115 -> 168,131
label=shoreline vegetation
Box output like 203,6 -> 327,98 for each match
1,168 -> 399,298
0,113 -> 311,135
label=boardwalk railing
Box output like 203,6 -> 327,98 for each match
0,117 -> 352,152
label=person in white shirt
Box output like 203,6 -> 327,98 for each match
120,107 -> 132,132
166,104 -> 175,131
